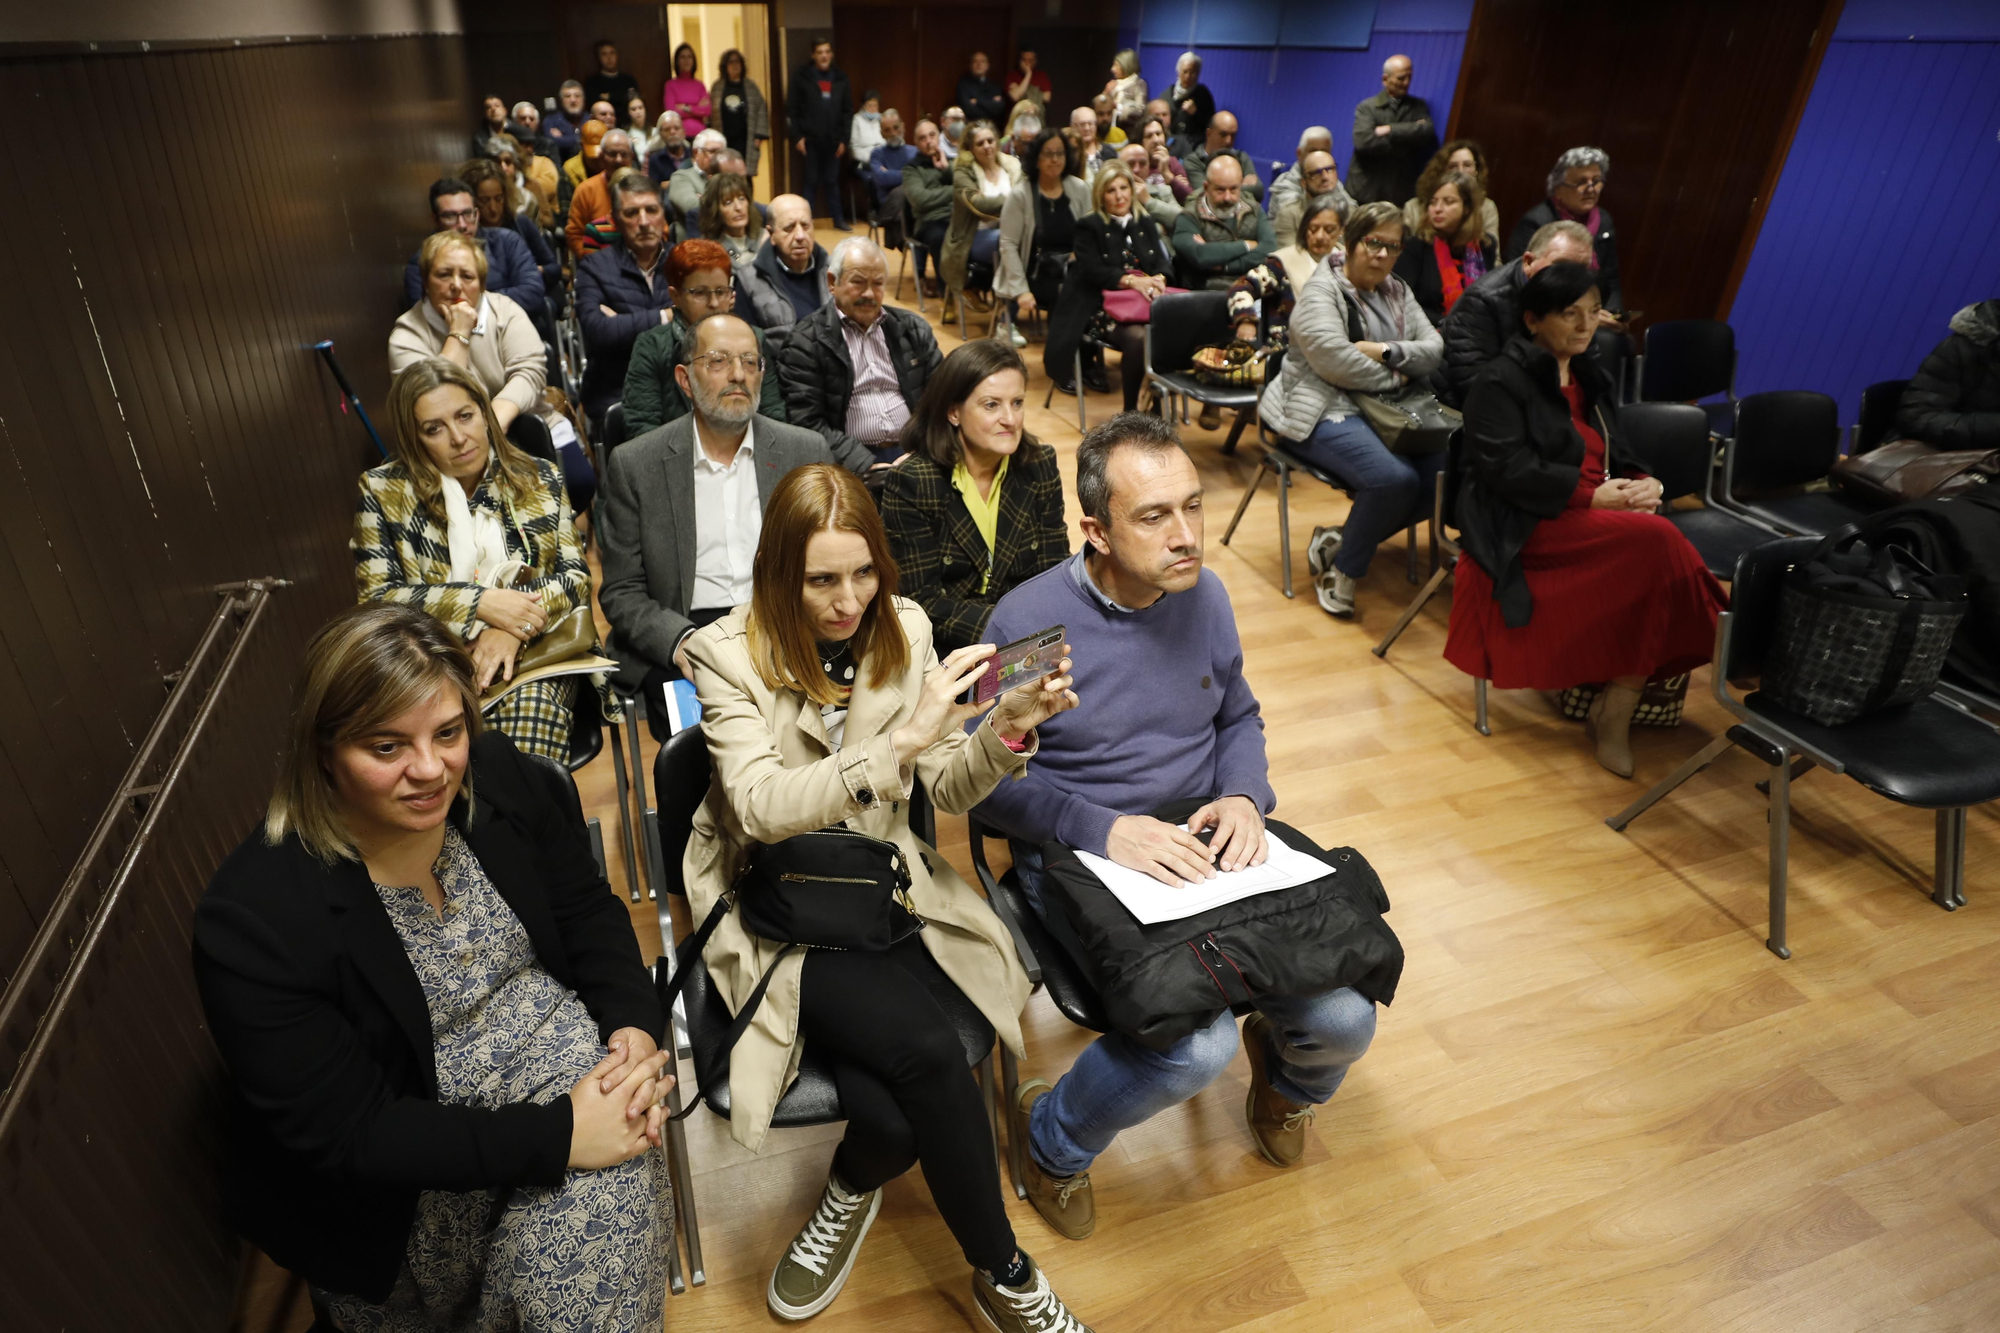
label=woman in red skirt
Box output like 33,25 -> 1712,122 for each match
1445,262 -> 1726,776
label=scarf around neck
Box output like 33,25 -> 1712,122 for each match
1551,199 -> 1602,269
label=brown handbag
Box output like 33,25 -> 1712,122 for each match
1830,439 -> 2000,505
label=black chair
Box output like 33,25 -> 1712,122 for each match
1620,402 -> 1783,579
897,197 -> 935,312
600,400 -> 628,453
964,816 -> 1110,1200
1043,328 -> 1113,432
1638,319 -> 1737,436
1852,378 -> 1910,456
1717,391 -> 1875,536
1143,291 -> 1259,452
1368,430 -> 1489,734
649,728 -> 1003,1273
1606,536 -> 2000,958
504,410 -> 558,466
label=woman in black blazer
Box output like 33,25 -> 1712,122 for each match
1395,171 -> 1499,327
1046,162 -> 1171,406
193,603 -> 672,1327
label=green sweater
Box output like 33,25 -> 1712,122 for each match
620,317 -> 787,436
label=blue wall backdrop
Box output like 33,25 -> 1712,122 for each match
1121,0 -> 1473,178
1729,0 -> 2000,424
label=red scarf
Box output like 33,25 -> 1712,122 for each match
1434,236 -> 1468,312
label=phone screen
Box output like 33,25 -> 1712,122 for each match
974,626 -> 1066,705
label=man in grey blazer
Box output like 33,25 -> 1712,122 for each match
599,313 -> 839,736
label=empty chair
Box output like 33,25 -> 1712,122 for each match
1144,290 -> 1260,451
1607,536 -> 2000,957
1639,318 -> 1736,435
1852,378 -> 1910,455
1620,401 -> 1781,579
1720,390 -> 1874,535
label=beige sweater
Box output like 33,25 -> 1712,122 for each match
388,291 -> 548,422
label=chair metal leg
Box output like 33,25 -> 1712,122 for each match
1474,677 -> 1490,736
1075,348 -> 1087,431
1406,523 -> 1420,584
1605,733 -> 1734,832
1767,747 -> 1794,960
1754,756 -> 1815,796
1934,807 -> 1968,910
1277,463 -> 1295,599
895,245 -> 908,300
1221,408 -> 1249,454
622,704 -> 658,902
999,1044 -> 1026,1200
1373,563 -> 1450,658
663,1041 -> 704,1289
1222,456 -> 1271,546
606,715 -> 643,903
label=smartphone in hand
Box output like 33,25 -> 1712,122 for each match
974,626 -> 1066,705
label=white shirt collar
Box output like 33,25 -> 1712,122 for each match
692,416 -> 756,473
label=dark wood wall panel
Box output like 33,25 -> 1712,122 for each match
0,32 -> 468,1331
1448,0 -> 1836,328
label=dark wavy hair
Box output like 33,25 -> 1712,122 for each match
698,171 -> 755,241
1028,126 -> 1078,180
1519,260 -> 1601,319
902,340 -> 1038,467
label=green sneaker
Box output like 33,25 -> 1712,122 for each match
766,1172 -> 881,1320
972,1251 -> 1095,1333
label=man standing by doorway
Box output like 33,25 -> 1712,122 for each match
584,39 -> 641,125
788,39 -> 853,231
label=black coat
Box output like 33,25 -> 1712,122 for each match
774,301 -> 941,468
1458,337 -> 1635,627
1167,82 -> 1214,151
1395,233 -> 1500,327
1436,256 -> 1525,409
1047,212 -> 1171,380
787,62 -> 852,145
1505,200 -> 1622,312
1896,300 -> 2000,451
191,731 -> 661,1303
955,73 -> 1009,128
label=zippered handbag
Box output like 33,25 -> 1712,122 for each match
656,827 -> 919,1117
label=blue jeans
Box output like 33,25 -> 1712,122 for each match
1297,416 -> 1445,578
1010,841 -> 1378,1178
969,226 -> 1000,271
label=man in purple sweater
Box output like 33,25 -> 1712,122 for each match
975,413 -> 1378,1241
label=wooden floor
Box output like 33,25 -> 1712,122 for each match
574,225 -> 2000,1333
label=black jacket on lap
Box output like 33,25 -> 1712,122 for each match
192,731 -> 661,1303
1436,256 -> 1525,409
774,301 -> 941,470
1457,337 -> 1634,628
1896,299 -> 2000,452
1395,233 -> 1500,328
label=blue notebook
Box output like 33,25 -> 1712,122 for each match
662,678 -> 702,733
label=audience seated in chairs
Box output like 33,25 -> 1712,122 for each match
1346,55 -> 1437,206
1132,119 -> 1191,207
1505,148 -> 1629,344
504,119 -> 562,222
902,119 -> 956,298
941,107 -> 969,159
1172,153 -> 1273,296
599,313 -> 837,739
1436,219 -> 1594,409
789,40 -> 854,231
1008,48 -> 1052,111
390,231 -> 593,514
1444,262 -> 1727,777
562,118 -> 608,203
565,129 -> 639,257
542,79 -> 589,161
882,341 -> 1070,654
711,48 -> 770,180
1896,299 -> 2000,451
1166,51 -> 1214,155
1003,105 -> 1043,162
1049,163 -> 1172,407
1115,142 -> 1181,233
623,94 -> 659,160
193,602 -> 672,1332
1394,171 -> 1497,326
1270,149 -> 1354,249
1090,95 -> 1128,146
645,110 -> 692,182
942,120 -> 1022,327
1228,196 -> 1344,354
402,177 -> 544,316
775,237 -> 940,470
678,462 -> 1090,1329
1258,201 -> 1443,620
698,168 -> 765,265
621,240 -> 787,437
957,51 -> 1010,129
1183,111 -> 1263,203
667,128 -> 727,219
999,129 -> 1093,355
1267,128 -> 1344,220
460,157 -> 559,316
474,93 -> 512,160
1065,104 -> 1116,183
737,194 -> 832,328
973,413 -> 1380,1236
1403,140 -> 1499,252
576,172 -> 678,427
858,107 -> 917,216
851,90 -> 885,165
356,359 -> 613,762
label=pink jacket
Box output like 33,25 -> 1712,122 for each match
662,77 -> 711,134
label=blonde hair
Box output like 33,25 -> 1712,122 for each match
384,358 -> 543,527
264,603 -> 482,862
418,229 -> 487,281
1091,161 -> 1138,220
746,465 -> 910,707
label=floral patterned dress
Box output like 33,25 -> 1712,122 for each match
319,827 -> 672,1332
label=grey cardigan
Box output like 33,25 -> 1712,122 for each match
1258,260 -> 1443,440
995,176 -> 1093,300
597,411 -> 835,679
708,77 -> 770,176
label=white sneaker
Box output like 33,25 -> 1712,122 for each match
1316,570 -> 1357,619
1306,525 -> 1343,578
1009,323 -> 1028,348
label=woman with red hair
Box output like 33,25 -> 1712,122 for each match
620,237 -> 787,434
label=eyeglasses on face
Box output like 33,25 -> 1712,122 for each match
1359,236 -> 1403,255
681,286 -> 734,303
1306,165 -> 1336,178
436,207 -> 478,224
689,351 -> 764,374
1568,176 -> 1605,192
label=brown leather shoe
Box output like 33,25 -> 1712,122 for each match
1242,1014 -> 1314,1167
1013,1080 -> 1095,1239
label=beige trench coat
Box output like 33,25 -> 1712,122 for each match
681,598 -> 1034,1151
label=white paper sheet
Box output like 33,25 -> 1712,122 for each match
1074,828 -> 1336,925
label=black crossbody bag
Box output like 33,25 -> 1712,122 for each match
656,828 -> 921,1118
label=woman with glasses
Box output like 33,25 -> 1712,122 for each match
1504,147 -> 1624,334
621,239 -> 786,436
996,128 -> 1091,355
1259,201 -> 1443,620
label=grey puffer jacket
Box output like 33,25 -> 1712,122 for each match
1896,300 -> 2000,452
1258,260 -> 1442,441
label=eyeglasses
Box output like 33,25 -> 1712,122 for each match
1359,237 -> 1403,255
1569,177 -> 1605,192
689,351 -> 764,374
436,207 -> 478,224
681,286 -> 734,303
1306,165 -> 1337,178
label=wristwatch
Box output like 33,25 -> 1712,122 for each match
449,330 -> 473,347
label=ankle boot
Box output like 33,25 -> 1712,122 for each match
1586,683 -> 1644,779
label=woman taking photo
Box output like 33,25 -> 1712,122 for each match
997,128 -> 1092,351
941,120 -> 1022,324
193,602 -> 671,1330
1395,171 -> 1497,325
682,464 -> 1092,1329
662,43 -> 711,135
356,358 -> 613,762
1402,139 -> 1499,250
1228,196 -> 1343,353
1259,201 -> 1443,621
389,231 -> 594,514
882,342 -> 1069,653
699,170 -> 766,265
1445,262 -> 1726,777
711,48 -> 771,178
1047,163 -> 1170,407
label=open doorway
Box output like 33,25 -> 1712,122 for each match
666,4 -> 774,202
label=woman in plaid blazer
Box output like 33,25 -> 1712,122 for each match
354,358 -> 614,762
882,341 -> 1069,654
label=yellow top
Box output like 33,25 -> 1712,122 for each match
950,455 -> 1010,592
